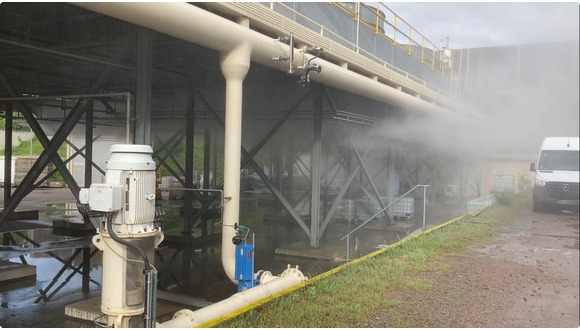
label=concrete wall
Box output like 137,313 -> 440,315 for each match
480,156 -> 536,196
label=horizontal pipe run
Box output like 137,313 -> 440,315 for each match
0,92 -> 131,102
74,2 -> 473,123
158,266 -> 306,328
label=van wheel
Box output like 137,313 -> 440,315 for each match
533,200 -> 543,212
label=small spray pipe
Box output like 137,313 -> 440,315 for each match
288,32 -> 294,75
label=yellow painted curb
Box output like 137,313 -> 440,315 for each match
200,207 -> 488,328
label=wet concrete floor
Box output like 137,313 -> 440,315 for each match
1,187 -> 465,327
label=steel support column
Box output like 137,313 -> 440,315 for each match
285,130 -> 294,204
84,100 -> 94,188
310,87 -> 323,247
3,103 -> 12,205
201,127 -> 211,237
386,150 -> 397,222
135,28 -> 152,145
184,91 -> 195,233
81,101 -> 94,292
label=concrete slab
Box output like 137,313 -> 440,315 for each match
275,241 -> 344,260
0,260 -> 36,283
65,296 -> 188,325
364,220 -> 414,233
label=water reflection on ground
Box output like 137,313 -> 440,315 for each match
1,190 -> 467,327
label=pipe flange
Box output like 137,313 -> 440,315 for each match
172,308 -> 198,324
280,265 -> 307,281
258,270 -> 275,284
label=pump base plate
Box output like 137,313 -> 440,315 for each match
65,296 -> 188,325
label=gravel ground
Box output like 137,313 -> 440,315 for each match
371,205 -> 579,328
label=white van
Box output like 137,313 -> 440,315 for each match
529,137 -> 579,212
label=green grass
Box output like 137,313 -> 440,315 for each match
1,135 -> 67,157
0,135 -> 68,183
217,192 -> 528,328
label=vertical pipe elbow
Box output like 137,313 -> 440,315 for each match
220,41 -> 252,81
220,41 -> 252,283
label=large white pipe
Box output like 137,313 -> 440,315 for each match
220,41 -> 252,283
74,2 -> 466,120
74,1 -> 473,286
157,266 -> 306,328
70,3 -> 469,325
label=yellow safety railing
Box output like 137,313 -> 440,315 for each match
265,2 -> 448,96
332,2 -> 452,76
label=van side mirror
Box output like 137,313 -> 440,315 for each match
529,162 -> 536,171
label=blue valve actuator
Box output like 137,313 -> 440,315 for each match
235,243 -> 259,291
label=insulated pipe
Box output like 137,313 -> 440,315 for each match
220,41 -> 252,283
73,2 -> 472,122
157,266 -> 306,328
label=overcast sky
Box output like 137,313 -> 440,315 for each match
384,2 -> 579,49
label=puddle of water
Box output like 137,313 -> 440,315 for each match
1,194 -> 465,327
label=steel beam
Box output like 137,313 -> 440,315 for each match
0,37 -> 133,71
284,130 -> 294,204
0,69 -> 82,224
245,89 -> 314,169
0,35 -> 133,226
31,137 -> 104,190
346,130 -> 388,218
152,129 -> 204,203
196,89 -> 312,237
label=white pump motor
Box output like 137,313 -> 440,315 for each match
80,144 -> 164,327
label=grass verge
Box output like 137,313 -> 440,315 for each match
216,192 -> 529,328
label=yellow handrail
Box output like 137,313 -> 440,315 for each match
262,2 -> 450,96
329,2 -> 452,76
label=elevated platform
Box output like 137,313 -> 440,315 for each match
0,210 -> 41,232
0,236 -> 93,259
275,241 -> 344,261
0,209 -> 39,221
0,219 -> 51,233
274,219 -> 416,260
0,260 -> 36,283
363,220 -> 415,233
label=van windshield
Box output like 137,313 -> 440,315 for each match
538,150 -> 580,171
